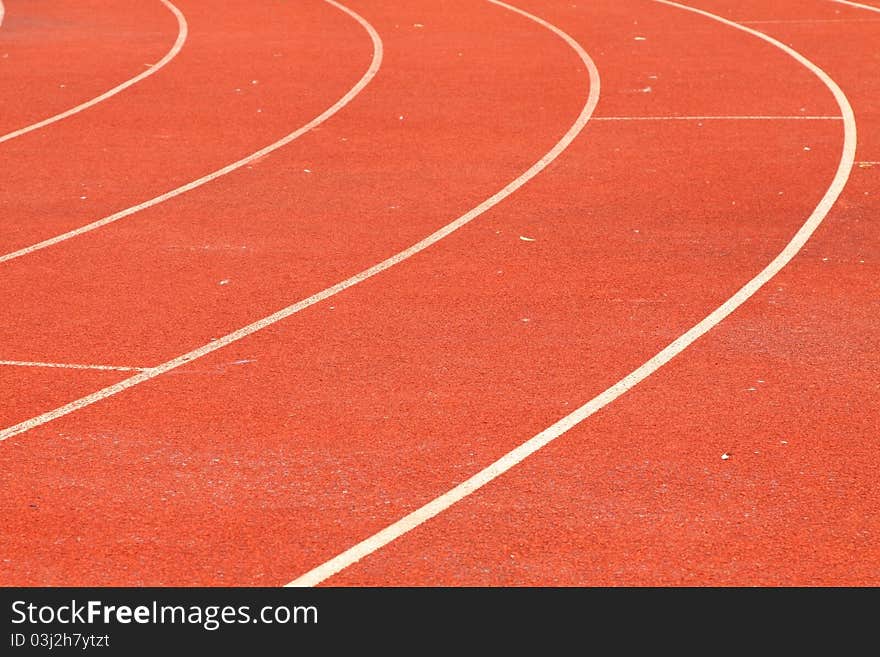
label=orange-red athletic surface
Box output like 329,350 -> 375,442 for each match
1,0 -> 877,585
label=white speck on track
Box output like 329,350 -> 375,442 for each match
286,0 -> 856,587
0,0 -> 188,145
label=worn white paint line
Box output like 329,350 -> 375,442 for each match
0,0 -> 600,445
828,0 -> 880,15
593,115 -> 842,121
0,360 -> 149,372
0,0 -> 380,266
286,0 -> 857,587
0,1 -> 187,145
742,17 -> 880,24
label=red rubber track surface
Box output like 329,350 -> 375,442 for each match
1,0 -> 877,585
0,0 -> 177,134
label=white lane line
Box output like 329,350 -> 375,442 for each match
0,1 -> 5,28
0,0 -> 600,442
0,360 -> 148,372
0,1 -> 187,145
741,17 -> 880,23
594,115 -> 842,121
0,0 -> 379,265
286,0 -> 857,587
828,0 -> 880,15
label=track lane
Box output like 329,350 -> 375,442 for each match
0,0 -> 587,368
0,0 -> 852,585
319,0 -> 879,586
0,0 -> 187,145
831,0 -> 880,15
0,1 -> 181,135
0,0 -> 600,584
0,0 -> 377,441
0,0 -> 843,371
696,0 -> 880,21
0,367 -> 129,430
0,0 -> 374,256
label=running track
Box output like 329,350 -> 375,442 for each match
1,0 -> 877,586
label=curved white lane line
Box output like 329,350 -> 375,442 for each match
287,0 -> 857,587
0,0 -> 187,145
0,0 -> 600,441
830,0 -> 880,14
0,0 -> 378,265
